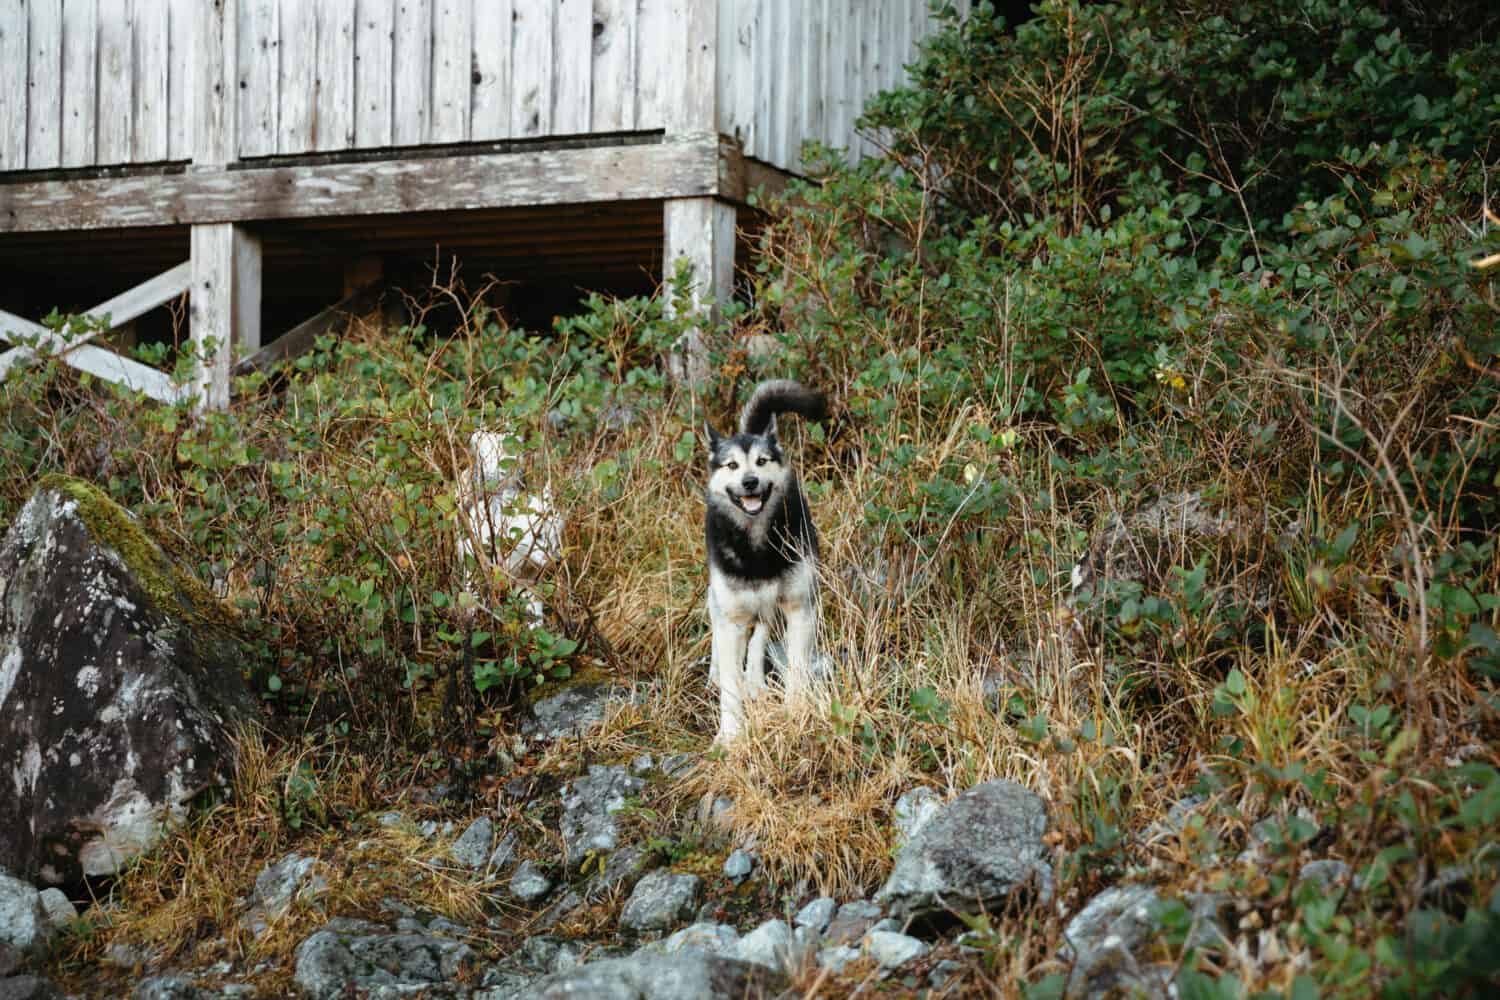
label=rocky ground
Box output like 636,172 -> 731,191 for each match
2,673 -> 1371,999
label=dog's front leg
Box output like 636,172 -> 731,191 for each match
744,621 -> 769,698
781,598 -> 818,704
711,613 -> 752,744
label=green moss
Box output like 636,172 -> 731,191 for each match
523,663 -> 618,706
38,474 -> 237,632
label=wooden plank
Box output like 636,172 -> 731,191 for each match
189,223 -> 261,408
392,0 -> 432,145
552,0 -> 591,135
0,307 -> 182,402
753,0 -> 774,161
167,0 -> 193,159
277,0 -> 316,153
798,0 -> 823,168
848,0 -> 865,161
509,0 -> 552,136
83,260 -> 192,334
234,281 -> 384,376
2,260 -> 192,359
318,0 -> 357,150
239,0 -> 280,157
132,0 -> 168,161
429,0 -> 472,142
822,0 -> 843,153
95,0 -> 133,165
676,0 -> 714,133
0,1 -> 27,170
590,0 -> 634,132
193,0 -> 237,166
354,0 -> 396,148
26,0 -> 64,169
468,0 -> 512,140
61,0 -> 99,167
633,0 -> 668,131
0,138 -> 726,231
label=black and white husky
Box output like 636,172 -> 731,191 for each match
703,380 -> 827,744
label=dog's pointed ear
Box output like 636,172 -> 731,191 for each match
703,421 -> 723,456
764,413 -> 779,443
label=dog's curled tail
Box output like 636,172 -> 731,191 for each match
738,380 -> 827,435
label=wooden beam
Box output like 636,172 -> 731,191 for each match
0,138 -> 726,234
0,308 -> 181,403
189,223 -> 261,409
80,260 -> 192,336
233,281 -> 384,378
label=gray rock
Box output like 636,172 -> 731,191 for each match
473,969 -> 538,1000
0,480 -> 256,885
449,817 -> 494,870
929,959 -> 964,988
0,874 -> 49,953
35,890 -> 75,931
291,919 -> 476,999
103,939 -> 155,968
1071,491 -> 1237,598
525,951 -> 784,1000
722,849 -> 755,882
1299,860 -> 1351,893
876,779 -> 1052,921
0,941 -> 18,977
522,684 -> 629,742
510,860 -> 554,903
376,812 -> 405,828
241,853 -> 325,936
816,945 -> 862,974
0,976 -> 65,1000
131,976 -> 210,1000
487,831 -> 518,875
533,890 -> 584,932
585,844 -> 654,902
865,929 -> 928,969
894,787 -> 943,846
560,765 -> 644,873
620,871 -> 701,933
1060,884 -> 1161,963
794,897 -> 836,935
659,754 -> 695,779
645,922 -> 740,958
735,919 -> 798,972
823,899 -> 884,946
630,754 -> 655,775
521,936 -> 584,974
1142,794 -> 1207,846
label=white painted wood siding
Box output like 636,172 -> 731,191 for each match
1,0 -> 195,171
0,0 -> 963,173
718,0 -> 968,171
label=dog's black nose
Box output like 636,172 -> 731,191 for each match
741,476 -> 759,492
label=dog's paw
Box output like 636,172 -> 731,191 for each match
712,718 -> 745,748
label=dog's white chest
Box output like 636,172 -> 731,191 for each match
708,561 -> 814,625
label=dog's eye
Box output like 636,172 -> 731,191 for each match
726,461 -> 738,471
755,456 -> 767,467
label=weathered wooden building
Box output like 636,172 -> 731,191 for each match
0,0 -> 965,405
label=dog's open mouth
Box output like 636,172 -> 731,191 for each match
733,490 -> 770,515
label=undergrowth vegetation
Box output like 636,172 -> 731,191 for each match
3,0 -> 1499,996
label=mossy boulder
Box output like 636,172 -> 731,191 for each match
0,477 -> 256,886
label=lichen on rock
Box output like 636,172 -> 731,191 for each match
0,477 -> 256,886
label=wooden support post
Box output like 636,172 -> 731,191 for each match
189,224 -> 261,409
663,196 -> 737,385
187,0 -> 251,409
661,0 -> 727,385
